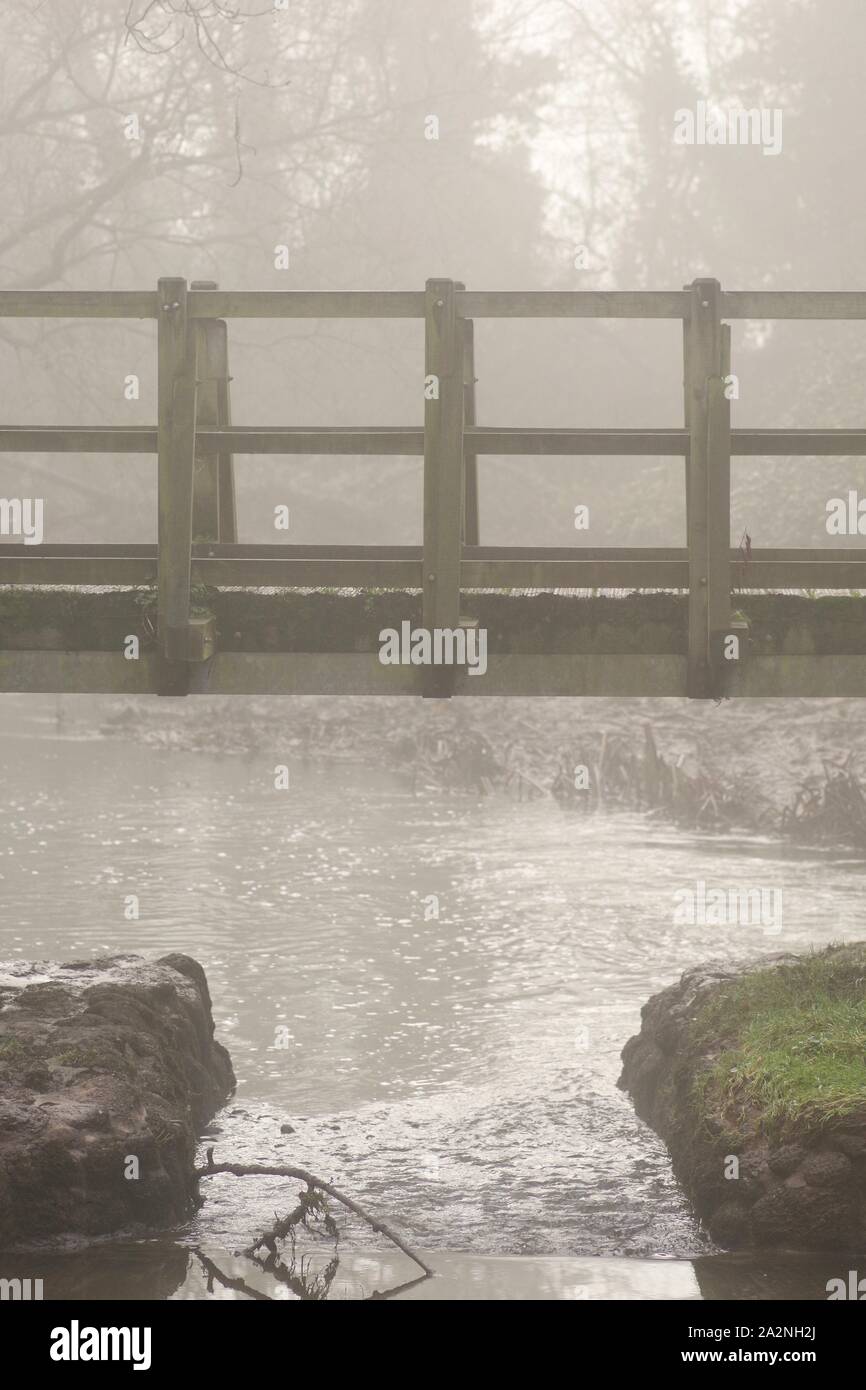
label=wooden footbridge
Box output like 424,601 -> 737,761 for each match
1,277 -> 866,698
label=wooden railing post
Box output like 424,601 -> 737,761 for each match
707,322 -> 732,689
190,282 -> 220,543
157,277 -> 198,680
422,278 -> 464,697
684,279 -> 722,698
190,280 -> 236,543
461,311 -> 479,546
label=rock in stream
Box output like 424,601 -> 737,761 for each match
0,953 -> 234,1249
618,942 -> 866,1251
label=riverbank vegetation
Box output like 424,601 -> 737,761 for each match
93,693 -> 866,851
692,950 -> 866,1139
620,943 -> 866,1249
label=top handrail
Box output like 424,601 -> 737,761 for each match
3,286 -> 866,320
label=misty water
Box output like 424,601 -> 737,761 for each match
2,699 -> 863,1299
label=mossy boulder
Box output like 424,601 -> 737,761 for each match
618,942 -> 866,1250
0,953 -> 234,1250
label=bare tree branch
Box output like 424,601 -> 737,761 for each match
196,1149 -> 434,1277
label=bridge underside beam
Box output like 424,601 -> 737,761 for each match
5,651 -> 866,698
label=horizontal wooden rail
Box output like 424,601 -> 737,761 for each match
0,427 -> 156,452
721,291 -> 866,320
0,543 -> 421,588
457,291 -> 689,318
732,429 -> 866,455
187,291 -> 425,318
0,291 -> 158,318
466,428 -> 687,455
3,544 -> 866,591
4,288 -> 866,322
0,554 -> 157,584
202,428 -> 424,455
8,424 -> 866,457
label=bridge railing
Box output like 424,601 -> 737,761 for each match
2,279 -> 866,696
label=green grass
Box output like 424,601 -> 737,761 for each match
54,1046 -> 106,1069
690,947 -> 866,1139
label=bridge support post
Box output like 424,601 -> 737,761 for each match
157,276 -> 198,692
684,279 -> 725,697
423,278 -> 465,697
461,310 -> 479,546
707,323 -> 733,691
191,280 -> 236,544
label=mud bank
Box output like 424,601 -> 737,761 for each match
0,953 -> 234,1250
619,943 -> 866,1251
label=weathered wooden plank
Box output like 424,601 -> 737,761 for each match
0,542 -> 156,557
737,548 -> 866,563
727,657 -> 866,697
200,426 -> 690,455
732,561 -> 866,588
685,279 -> 722,697
461,559 -> 687,587
4,547 -> 866,589
191,558 -> 422,587
722,291 -> 866,320
193,654 -> 422,695
6,649 -> 866,698
706,325 -> 732,677
0,291 -> 158,318
0,556 -> 157,584
190,282 -> 234,543
192,543 -> 422,560
157,278 -> 198,663
732,430 -> 866,455
5,424 -> 866,458
422,279 -> 464,695
458,291 -> 689,318
192,320 -> 222,541
215,323 -> 237,544
462,546 -> 685,561
464,427 -> 688,455
197,427 -> 425,455
0,428 -> 157,452
682,310 -> 693,571
188,291 -> 425,319
3,286 -> 866,325
0,652 -> 161,693
209,654 -> 688,697
3,543 -> 866,590
462,313 -> 479,544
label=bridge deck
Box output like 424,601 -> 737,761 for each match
2,588 -> 864,697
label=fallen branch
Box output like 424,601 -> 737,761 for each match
195,1249 -> 273,1301
196,1149 -> 434,1277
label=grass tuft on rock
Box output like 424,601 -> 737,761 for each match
691,945 -> 866,1139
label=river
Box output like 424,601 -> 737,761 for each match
1,696 -> 862,1300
